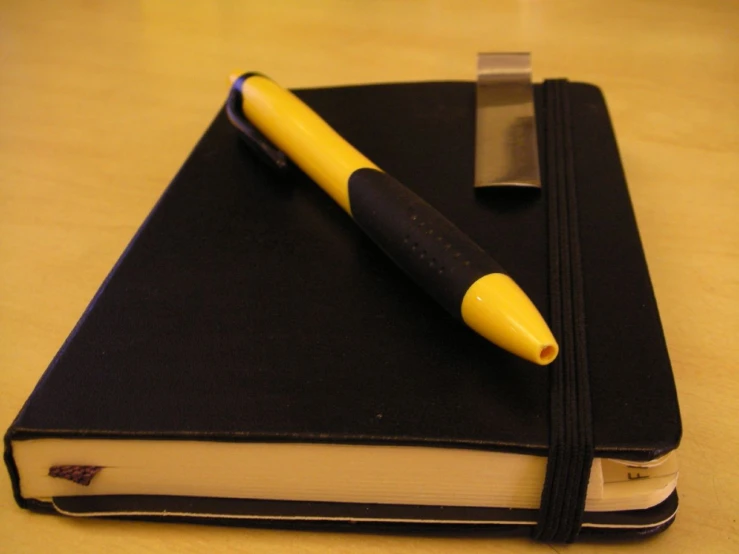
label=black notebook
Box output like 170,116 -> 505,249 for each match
4,80 -> 681,543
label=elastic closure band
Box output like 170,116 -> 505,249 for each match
533,79 -> 594,543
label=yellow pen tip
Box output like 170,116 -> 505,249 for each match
461,273 -> 559,366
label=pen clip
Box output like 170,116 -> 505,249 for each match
226,74 -> 290,172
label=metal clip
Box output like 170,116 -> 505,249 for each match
475,53 -> 541,188
226,73 -> 290,172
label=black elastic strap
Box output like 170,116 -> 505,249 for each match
533,79 -> 594,543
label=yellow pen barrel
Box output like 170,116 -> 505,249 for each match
231,73 -> 558,365
238,75 -> 378,214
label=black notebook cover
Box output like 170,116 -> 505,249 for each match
4,81 -> 681,541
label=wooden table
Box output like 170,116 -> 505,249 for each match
2,1 -> 737,552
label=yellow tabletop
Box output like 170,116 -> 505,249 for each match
1,1 -> 737,552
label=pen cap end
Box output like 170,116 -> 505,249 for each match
461,273 -> 558,366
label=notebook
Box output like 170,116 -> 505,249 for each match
4,80 -> 682,543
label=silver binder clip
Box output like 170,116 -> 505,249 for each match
475,53 -> 541,188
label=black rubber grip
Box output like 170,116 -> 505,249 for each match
348,168 -> 504,318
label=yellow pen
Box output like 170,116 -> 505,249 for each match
227,72 -> 559,365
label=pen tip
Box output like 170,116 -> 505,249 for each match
538,344 -> 559,365
461,274 -> 559,366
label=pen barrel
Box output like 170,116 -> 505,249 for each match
239,75 -> 378,214
233,74 -> 556,364
348,168 -> 504,318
